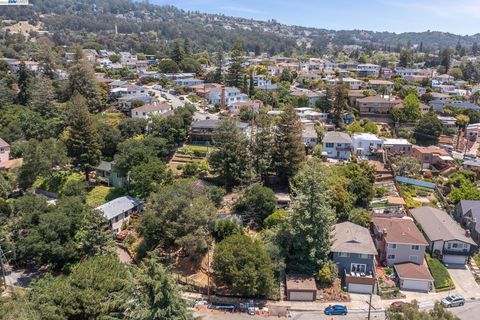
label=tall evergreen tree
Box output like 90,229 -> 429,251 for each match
332,83 -> 349,127
67,48 -> 103,113
209,118 -> 252,190
287,161 -> 336,275
214,46 -> 224,83
66,94 -> 101,180
472,42 -> 479,56
251,110 -> 274,181
272,105 -> 306,181
16,61 -> 31,105
249,74 -> 255,97
227,40 -> 244,87
440,48 -> 453,73
39,49 -> 57,80
28,77 -> 56,117
171,40 -> 184,65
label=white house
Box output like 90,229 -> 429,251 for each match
131,102 -> 173,120
351,133 -> 384,156
322,131 -> 352,160
208,87 -> 248,106
95,196 -> 143,234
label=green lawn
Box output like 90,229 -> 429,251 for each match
425,254 -> 455,291
86,186 -> 125,208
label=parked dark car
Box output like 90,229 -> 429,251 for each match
324,305 -> 348,315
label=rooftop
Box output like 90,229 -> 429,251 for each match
0,138 -> 9,148
373,217 -> 428,245
95,196 -> 143,221
394,262 -> 433,281
332,222 -> 377,255
286,274 -> 317,291
323,131 -> 352,144
410,206 -> 476,245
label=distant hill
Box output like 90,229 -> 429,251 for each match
0,0 -> 479,55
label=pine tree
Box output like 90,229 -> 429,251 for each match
472,42 -> 479,56
214,46 -> 224,83
251,109 -> 274,181
16,61 -> 31,105
287,160 -> 336,274
171,40 -> 184,65
209,118 -> 252,190
39,49 -> 57,79
74,208 -> 116,258
29,77 -> 56,117
332,83 -> 349,127
66,94 -> 101,180
242,74 -> 248,93
183,38 -> 191,56
67,48 -> 103,113
227,40 -> 244,87
249,74 -> 255,97
272,105 -> 306,181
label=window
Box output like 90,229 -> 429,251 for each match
338,252 -> 350,258
387,254 -> 396,260
325,143 -> 334,148
409,255 -> 419,262
452,243 -> 459,248
359,254 -> 371,259
388,243 -> 397,249
351,263 -> 366,273
411,245 -> 420,250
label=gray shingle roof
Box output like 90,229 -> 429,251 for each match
331,222 -> 377,255
95,196 -> 143,221
323,131 -> 352,144
411,206 -> 476,245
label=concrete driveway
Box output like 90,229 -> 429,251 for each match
448,267 -> 479,297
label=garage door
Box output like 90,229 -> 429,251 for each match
443,255 -> 466,265
289,291 -> 314,301
402,280 -> 429,292
348,283 -> 373,294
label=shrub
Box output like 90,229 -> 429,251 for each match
316,260 -> 338,285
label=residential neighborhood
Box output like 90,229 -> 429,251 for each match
2,1 -> 480,319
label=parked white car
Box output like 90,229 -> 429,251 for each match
441,295 -> 465,308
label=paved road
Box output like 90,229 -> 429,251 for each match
194,300 -> 480,320
451,300 -> 480,319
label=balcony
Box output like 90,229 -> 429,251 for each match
442,248 -> 470,256
344,269 -> 376,285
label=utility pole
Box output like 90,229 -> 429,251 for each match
207,244 -> 211,302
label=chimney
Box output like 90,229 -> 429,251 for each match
466,230 -> 471,237
221,85 -> 225,110
382,228 -> 387,237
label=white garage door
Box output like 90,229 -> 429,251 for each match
402,279 -> 430,292
443,255 -> 466,265
348,283 -> 373,294
289,291 -> 314,301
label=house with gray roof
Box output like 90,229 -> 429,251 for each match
411,206 -> 476,266
322,131 -> 352,160
455,200 -> 480,244
95,196 -> 143,234
95,161 -> 126,188
189,119 -> 249,145
331,222 -> 377,294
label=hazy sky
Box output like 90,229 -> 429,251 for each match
152,0 -> 480,35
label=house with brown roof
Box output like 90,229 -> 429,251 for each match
411,206 -> 476,266
285,274 -> 317,301
372,217 -> 429,267
332,222 -> 378,294
356,95 -> 398,115
368,79 -> 394,91
410,146 -> 454,169
394,262 -> 434,292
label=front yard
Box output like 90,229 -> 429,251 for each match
425,254 -> 455,292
